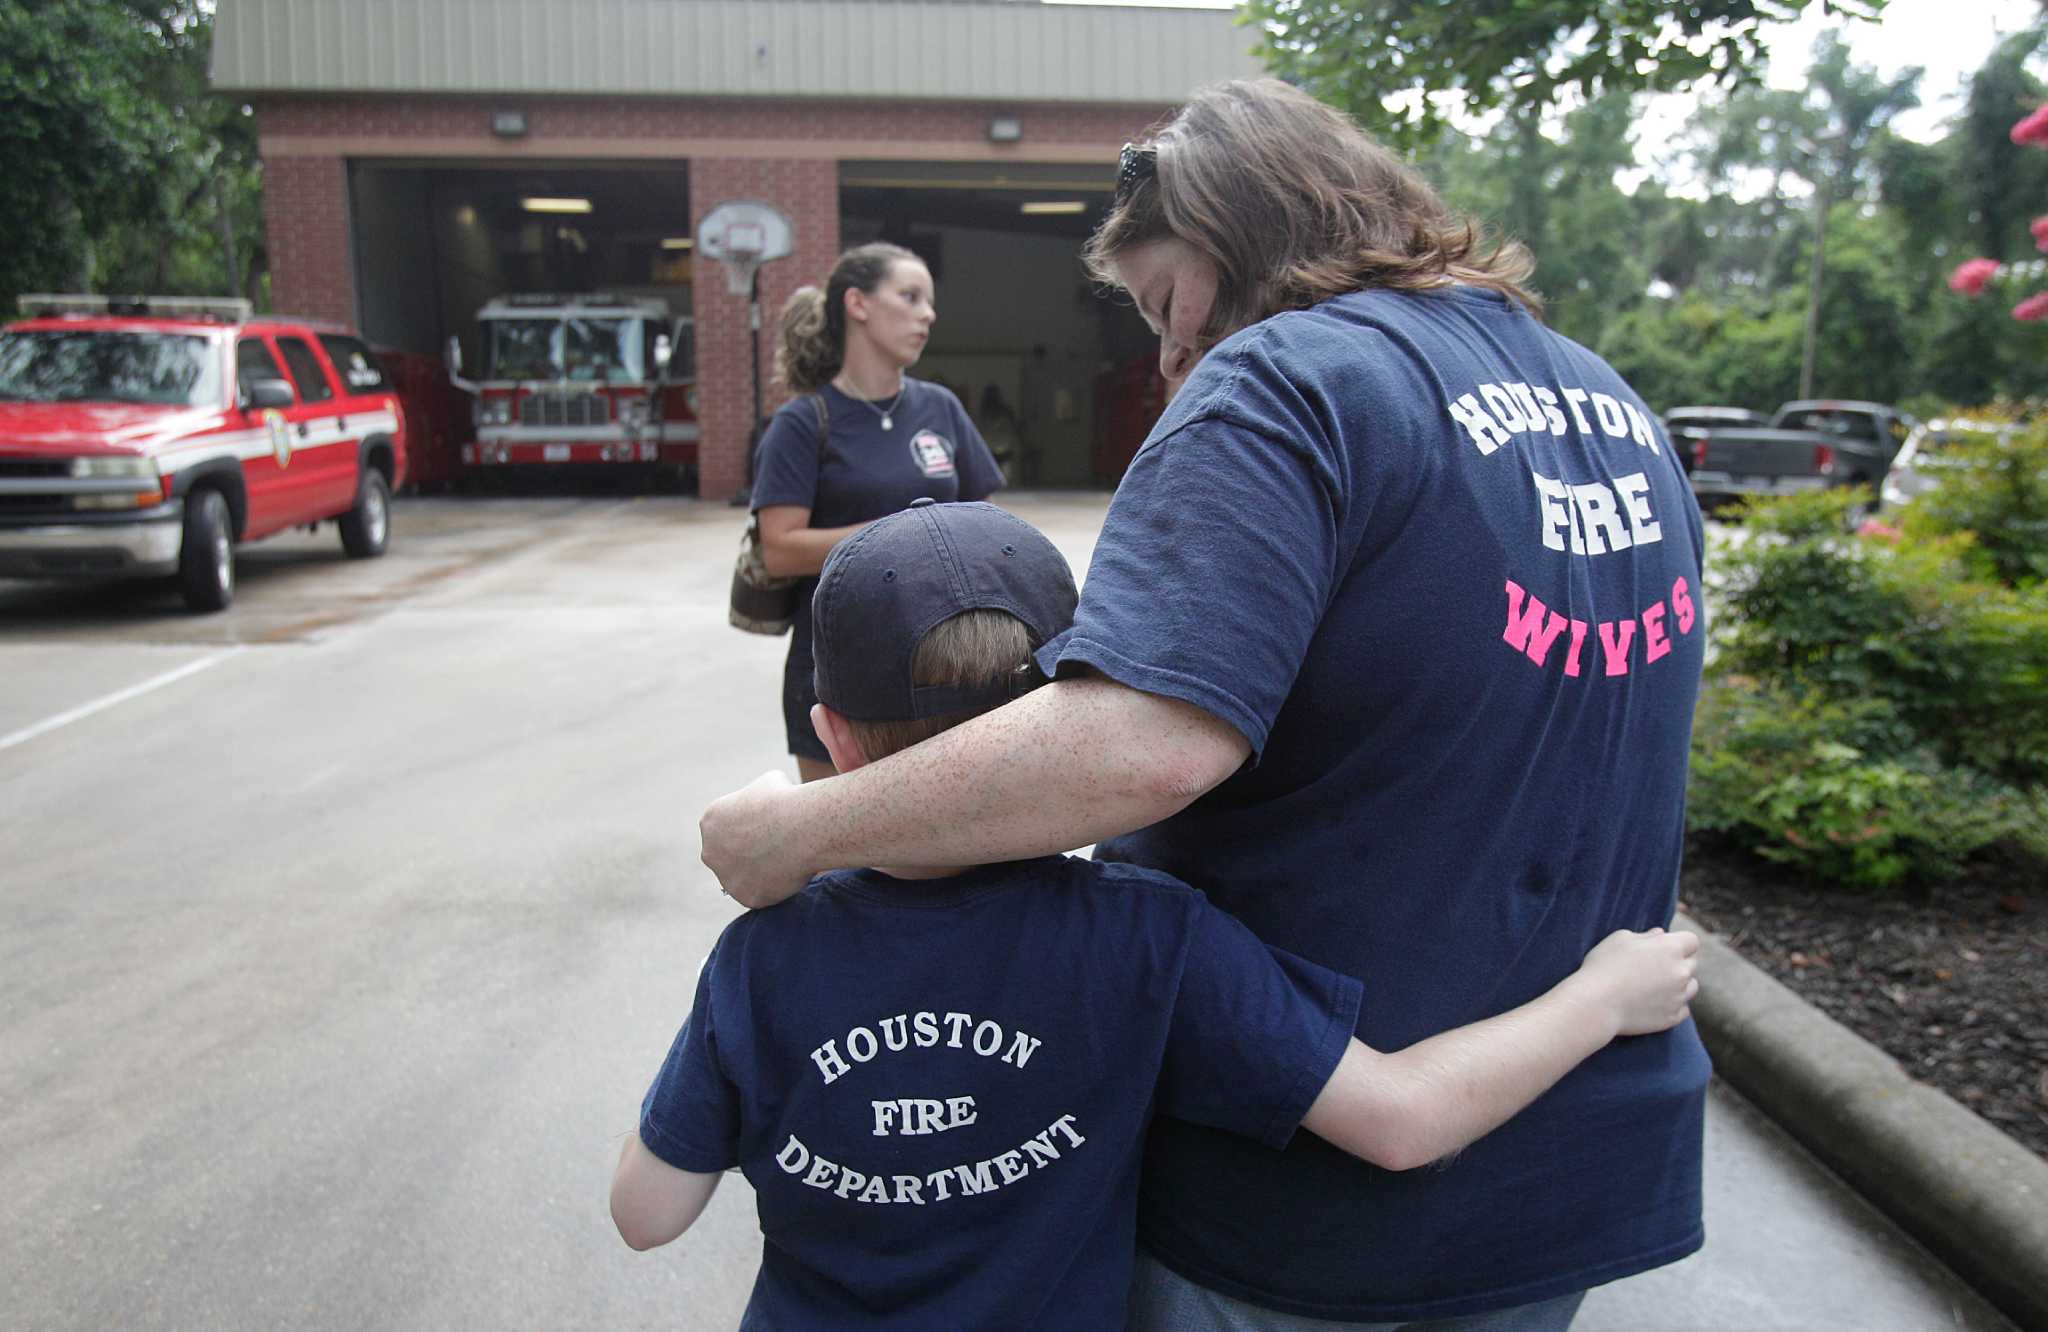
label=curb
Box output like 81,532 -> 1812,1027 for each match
1678,911 -> 2048,1332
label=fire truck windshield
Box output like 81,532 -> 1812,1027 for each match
0,331 -> 221,407
484,316 -> 647,383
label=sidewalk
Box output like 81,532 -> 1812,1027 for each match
1577,1080 -> 2014,1331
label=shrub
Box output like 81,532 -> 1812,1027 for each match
1690,680 -> 2047,889
1898,418 -> 2048,588
1712,488 -> 2048,786
1693,480 -> 2048,889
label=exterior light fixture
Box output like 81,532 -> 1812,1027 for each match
661,237 -> 695,250
491,110 -> 529,138
521,197 -> 593,214
988,115 -> 1023,143
1020,201 -> 1087,216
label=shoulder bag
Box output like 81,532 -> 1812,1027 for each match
729,394 -> 828,634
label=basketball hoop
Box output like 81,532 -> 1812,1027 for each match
697,202 -> 793,299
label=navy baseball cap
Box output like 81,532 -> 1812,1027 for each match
812,499 -> 1078,722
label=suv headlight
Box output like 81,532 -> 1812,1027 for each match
71,455 -> 159,480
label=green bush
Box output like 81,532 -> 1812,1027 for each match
1690,681 -> 2047,888
1693,478 -> 2048,889
1898,419 -> 2048,588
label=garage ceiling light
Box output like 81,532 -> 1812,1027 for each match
522,197 -> 593,214
1020,200 -> 1087,216
661,237 -> 694,250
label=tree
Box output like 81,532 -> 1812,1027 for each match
0,1 -> 265,310
0,0 -> 168,302
1243,0 -> 1887,149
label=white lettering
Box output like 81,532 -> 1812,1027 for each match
810,1040 -> 850,1086
992,1150 -> 1029,1186
942,1012 -> 973,1048
913,1011 -> 940,1047
1479,382 -> 1528,434
879,1015 -> 910,1051
1002,1031 -> 1042,1069
971,1021 -> 1002,1057
946,1096 -> 978,1129
1614,471 -> 1663,547
893,1175 -> 925,1205
1531,386 -> 1567,435
1561,388 -> 1593,432
1448,393 -> 1512,456
1622,401 -> 1661,454
1531,471 -> 1574,552
846,1026 -> 878,1063
776,1135 -> 810,1174
1590,392 -> 1630,439
1569,482 -> 1632,556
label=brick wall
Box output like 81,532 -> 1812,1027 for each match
262,155 -> 356,327
689,157 -> 840,497
255,92 -> 1169,497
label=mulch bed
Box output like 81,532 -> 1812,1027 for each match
1678,837 -> 2048,1163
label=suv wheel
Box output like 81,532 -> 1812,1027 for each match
340,468 -> 391,559
178,488 -> 235,613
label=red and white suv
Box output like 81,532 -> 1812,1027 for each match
0,295 -> 407,612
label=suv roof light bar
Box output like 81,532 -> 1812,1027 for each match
21,293 -> 254,323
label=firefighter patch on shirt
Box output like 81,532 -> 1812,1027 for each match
909,430 -> 956,479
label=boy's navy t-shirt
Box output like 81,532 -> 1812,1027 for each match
637,855 -> 1360,1330
1037,286 -> 1712,1320
751,378 -> 1004,661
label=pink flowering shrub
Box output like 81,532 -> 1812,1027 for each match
2013,292 -> 2048,322
2034,217 -> 2048,254
1950,257 -> 2001,296
2011,104 -> 2048,147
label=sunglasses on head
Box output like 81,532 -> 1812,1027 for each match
1116,142 -> 1157,206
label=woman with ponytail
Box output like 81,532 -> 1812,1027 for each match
750,242 -> 1004,781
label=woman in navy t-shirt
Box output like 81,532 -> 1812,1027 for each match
751,242 -> 1005,781
707,83 -> 1709,1329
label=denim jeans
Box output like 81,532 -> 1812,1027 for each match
1129,1251 -> 1588,1332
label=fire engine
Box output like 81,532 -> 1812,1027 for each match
0,295 -> 405,613
448,293 -> 698,480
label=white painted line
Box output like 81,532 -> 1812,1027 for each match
0,648 -> 246,754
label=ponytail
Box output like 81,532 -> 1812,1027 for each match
774,286 -> 834,393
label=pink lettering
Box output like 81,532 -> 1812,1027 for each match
1502,579 -> 1570,666
1562,620 -> 1591,677
1671,576 -> 1696,634
1642,602 -> 1671,663
1598,619 -> 1636,675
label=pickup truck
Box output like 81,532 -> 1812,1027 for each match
1685,400 -> 1915,512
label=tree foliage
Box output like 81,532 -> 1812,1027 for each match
1245,0 -> 1886,149
0,1 -> 262,311
1410,15 -> 2048,414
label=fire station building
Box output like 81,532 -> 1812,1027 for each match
210,0 -> 1262,498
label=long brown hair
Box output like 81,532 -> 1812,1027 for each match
774,242 -> 922,393
1084,79 -> 1541,350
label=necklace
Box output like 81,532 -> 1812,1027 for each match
841,379 -> 907,431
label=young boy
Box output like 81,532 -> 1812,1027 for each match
613,500 -> 1699,1328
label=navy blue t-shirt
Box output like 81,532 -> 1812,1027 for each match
752,378 -> 1004,660
637,855 -> 1360,1330
1037,286 -> 1712,1321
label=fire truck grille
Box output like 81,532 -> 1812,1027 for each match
519,392 -> 609,428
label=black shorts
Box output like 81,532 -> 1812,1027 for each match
782,644 -> 829,761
